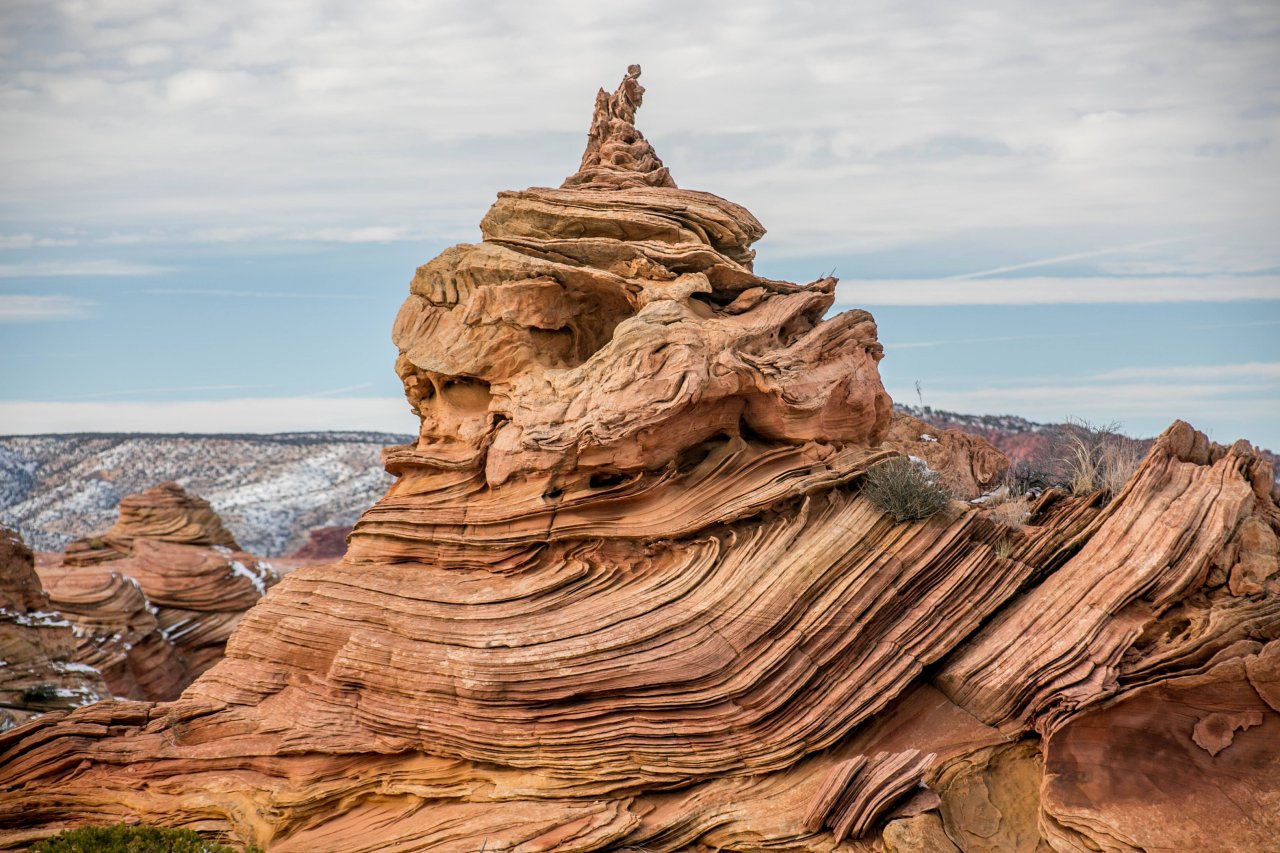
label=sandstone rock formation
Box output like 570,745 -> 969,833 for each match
1,68 -> 1277,853
35,560 -> 188,702
33,483 -> 279,700
0,528 -> 108,732
883,411 -> 1008,498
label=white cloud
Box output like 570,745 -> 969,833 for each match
888,333 -> 1091,350
140,288 -> 360,299
0,0 -> 1274,267
121,43 -> 174,66
95,232 -> 151,245
0,294 -> 90,321
1088,362 -> 1280,382
285,226 -> 425,243
64,384 -> 270,400
0,233 -> 79,249
945,237 -> 1193,280
836,276 -> 1280,306
0,396 -> 417,434
0,260 -> 173,277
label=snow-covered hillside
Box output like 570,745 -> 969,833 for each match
0,432 -> 412,555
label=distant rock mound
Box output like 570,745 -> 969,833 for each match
37,483 -> 279,699
883,410 -> 1008,498
63,481 -> 239,564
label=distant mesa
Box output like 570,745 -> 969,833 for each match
287,524 -> 352,562
0,67 -> 1276,853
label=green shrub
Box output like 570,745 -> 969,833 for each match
33,825 -> 259,853
861,457 -> 951,522
21,684 -> 57,703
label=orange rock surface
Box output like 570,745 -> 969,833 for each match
0,69 -> 1276,852
0,529 -> 108,732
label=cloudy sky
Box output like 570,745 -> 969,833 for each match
2,0 -> 1278,448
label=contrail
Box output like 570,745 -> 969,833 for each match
945,236 -> 1191,280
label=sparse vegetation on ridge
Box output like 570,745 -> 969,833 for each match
33,824 -> 261,853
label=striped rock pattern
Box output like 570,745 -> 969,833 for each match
34,564 -> 187,702
1,69 -> 1277,852
0,529 -> 108,732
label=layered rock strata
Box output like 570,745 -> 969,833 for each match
0,529 -> 108,732
0,68 -> 1277,853
35,561 -> 187,702
883,410 -> 1008,499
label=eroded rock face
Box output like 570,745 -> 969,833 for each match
0,68 -> 1276,853
0,528 -> 108,732
35,565 -> 188,703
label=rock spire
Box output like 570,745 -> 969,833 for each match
562,64 -> 677,190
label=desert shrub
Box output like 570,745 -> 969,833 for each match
1099,435 -> 1145,494
33,825 -> 259,853
21,684 -> 57,703
986,498 -> 1030,530
1058,418 -> 1144,496
861,457 -> 951,522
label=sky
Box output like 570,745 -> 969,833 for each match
1,0 -> 1278,449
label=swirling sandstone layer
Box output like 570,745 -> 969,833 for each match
0,529 -> 108,732
0,69 -> 1276,852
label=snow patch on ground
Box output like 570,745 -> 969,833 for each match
228,558 -> 270,597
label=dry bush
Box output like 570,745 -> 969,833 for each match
1100,436 -> 1145,494
861,457 -> 952,522
1000,461 -> 1056,498
986,498 -> 1030,530
1059,418 -> 1144,496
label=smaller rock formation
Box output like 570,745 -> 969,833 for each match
37,565 -> 187,701
0,528 -> 108,731
883,410 -> 1009,498
38,483 -> 279,697
61,480 -> 239,565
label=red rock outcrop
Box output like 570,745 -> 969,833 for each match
0,68 -> 1276,853
34,483 -> 278,700
287,525 -> 351,562
883,411 -> 1008,498
0,529 -> 108,732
